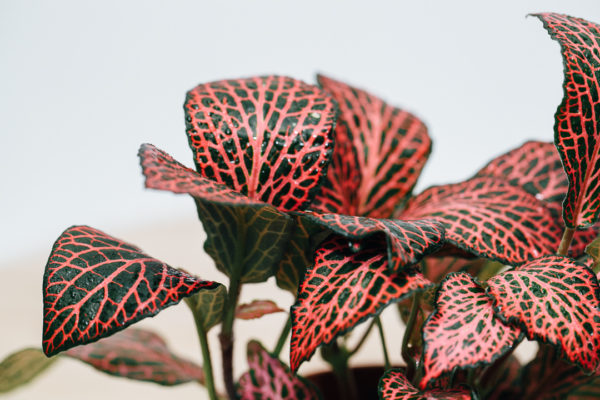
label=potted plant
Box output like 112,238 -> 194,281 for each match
2,11 -> 600,400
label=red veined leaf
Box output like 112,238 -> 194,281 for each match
238,340 -> 322,400
139,144 -> 263,207
298,210 -> 445,272
487,256 -> 600,372
420,273 -> 522,388
235,300 -> 284,320
184,75 -> 337,212
290,235 -> 434,371
474,140 -> 598,257
516,345 -> 594,399
567,375 -> 600,399
379,369 -> 473,400
311,74 -> 431,218
65,328 -> 204,386
476,141 -> 567,213
421,257 -> 485,283
533,13 -> 600,228
42,226 -> 219,356
399,177 -> 562,265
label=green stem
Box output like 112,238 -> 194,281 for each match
220,277 -> 241,400
194,321 -> 219,400
321,342 -> 358,400
349,318 -> 377,355
402,292 -> 421,381
557,227 -> 575,256
375,316 -> 391,370
273,314 -> 292,357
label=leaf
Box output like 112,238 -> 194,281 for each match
483,356 -> 522,400
476,141 -> 568,213
42,226 -> 219,356
184,75 -> 337,212
290,235 -> 434,371
487,255 -> 600,372
421,257 -> 486,283
516,345 -> 594,399
586,234 -> 600,266
311,74 -> 431,218
195,200 -> 293,283
379,369 -> 473,400
475,140 -> 598,257
533,13 -> 600,228
567,375 -> 600,399
274,215 -> 326,294
298,210 -> 445,272
185,283 -> 227,331
238,340 -> 322,400
235,300 -> 284,320
399,177 -> 562,265
65,328 -> 204,386
139,144 -> 264,207
420,273 -> 522,388
0,348 -> 58,393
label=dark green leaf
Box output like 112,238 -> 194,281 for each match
185,283 -> 227,331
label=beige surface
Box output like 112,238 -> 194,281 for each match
1,217 -> 408,399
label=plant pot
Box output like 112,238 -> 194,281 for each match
306,365 -> 386,400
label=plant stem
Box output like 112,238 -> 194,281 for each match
321,342 -> 358,400
220,277 -> 241,400
349,318 -> 377,355
193,320 -> 219,400
402,292 -> 421,381
557,227 -> 575,256
273,314 -> 292,357
375,316 -> 391,370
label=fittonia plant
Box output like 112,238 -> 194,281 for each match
3,11 -> 600,400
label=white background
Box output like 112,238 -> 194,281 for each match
1,0 -> 600,265
2,2 -> 600,399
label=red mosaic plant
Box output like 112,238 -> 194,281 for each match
6,11 -> 600,400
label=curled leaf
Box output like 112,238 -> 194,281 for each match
379,369 -> 473,400
42,226 -> 219,356
533,13 -> 600,228
312,74 -> 431,218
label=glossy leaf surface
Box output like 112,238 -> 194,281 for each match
312,75 -> 431,218
290,236 -> 433,371
379,369 -> 472,400
195,200 -> 292,283
238,341 -> 321,400
185,75 -> 337,212
0,348 -> 57,393
476,141 -> 567,213
139,144 -> 263,207
299,210 -> 445,272
66,328 -> 204,385
42,226 -> 218,356
475,140 -> 597,257
185,283 -> 227,331
400,177 -> 562,264
487,256 -> 600,372
236,300 -> 283,320
534,13 -> 600,228
421,273 -> 522,387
